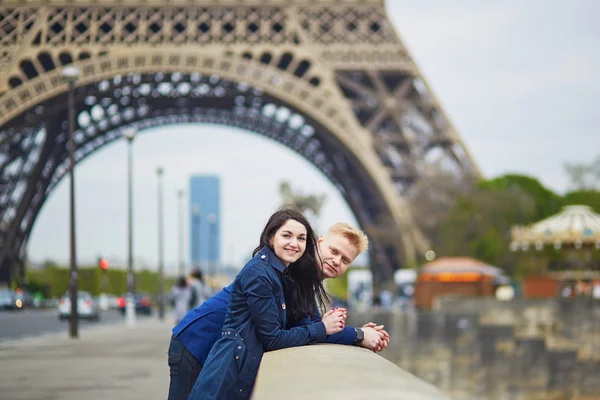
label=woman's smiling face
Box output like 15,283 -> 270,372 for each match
270,219 -> 307,266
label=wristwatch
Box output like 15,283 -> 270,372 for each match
353,328 -> 364,345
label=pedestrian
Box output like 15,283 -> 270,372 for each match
166,220 -> 388,400
170,277 -> 191,325
187,269 -> 210,309
186,208 -> 345,400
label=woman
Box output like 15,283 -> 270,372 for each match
187,208 -> 345,400
170,276 -> 191,324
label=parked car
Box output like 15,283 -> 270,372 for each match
0,289 -> 22,310
117,293 -> 152,316
14,289 -> 35,309
97,293 -> 119,310
57,291 -> 100,321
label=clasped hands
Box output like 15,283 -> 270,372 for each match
321,308 -> 389,353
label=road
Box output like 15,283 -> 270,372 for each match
0,308 -> 153,342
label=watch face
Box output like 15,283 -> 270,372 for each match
356,328 -> 364,341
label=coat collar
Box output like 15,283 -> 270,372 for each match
257,246 -> 288,274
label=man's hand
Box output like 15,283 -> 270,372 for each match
359,327 -> 384,352
362,322 -> 390,352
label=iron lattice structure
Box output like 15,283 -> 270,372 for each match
0,0 -> 480,287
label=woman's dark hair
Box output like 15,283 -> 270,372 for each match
253,206 -> 329,321
177,277 -> 187,288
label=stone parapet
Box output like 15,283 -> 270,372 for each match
253,344 -> 452,400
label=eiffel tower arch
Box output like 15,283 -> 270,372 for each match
0,0 -> 480,288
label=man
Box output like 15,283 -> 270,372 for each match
167,222 -> 389,400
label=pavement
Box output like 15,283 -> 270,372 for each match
0,315 -> 450,400
0,309 -> 130,342
0,316 -> 173,400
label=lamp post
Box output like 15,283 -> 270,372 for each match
156,166 -> 165,321
123,127 -> 137,326
207,213 -> 218,279
62,65 -> 80,339
192,203 -> 201,271
177,190 -> 185,277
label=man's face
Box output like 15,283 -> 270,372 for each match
318,233 -> 359,279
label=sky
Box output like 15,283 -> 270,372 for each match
26,0 -> 600,275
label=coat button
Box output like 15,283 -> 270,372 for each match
236,356 -> 239,359
238,346 -> 241,349
261,255 -> 266,259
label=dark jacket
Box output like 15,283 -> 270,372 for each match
187,246 -> 327,400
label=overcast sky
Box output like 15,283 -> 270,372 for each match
27,0 -> 599,275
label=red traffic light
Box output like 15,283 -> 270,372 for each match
99,258 -> 109,270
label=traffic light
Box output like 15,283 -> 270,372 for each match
99,258 -> 109,271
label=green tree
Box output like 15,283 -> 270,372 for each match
434,175 -> 558,278
562,189 -> 600,212
478,174 -> 563,220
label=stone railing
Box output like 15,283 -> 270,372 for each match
253,343 -> 451,400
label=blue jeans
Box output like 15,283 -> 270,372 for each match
167,335 -> 203,400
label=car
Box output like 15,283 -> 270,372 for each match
14,289 -> 35,309
57,291 -> 100,321
0,289 -> 23,311
117,293 -> 152,316
97,293 -> 119,310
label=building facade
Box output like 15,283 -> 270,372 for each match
189,176 -> 221,273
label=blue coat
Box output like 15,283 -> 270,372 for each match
172,284 -> 232,365
187,247 -> 329,400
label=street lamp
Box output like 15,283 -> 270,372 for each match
207,213 -> 218,279
123,127 -> 137,326
192,203 -> 201,271
156,166 -> 165,321
177,190 -> 185,277
62,65 -> 80,339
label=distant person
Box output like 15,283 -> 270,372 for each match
379,289 -> 393,310
593,280 -> 600,299
187,269 -> 210,309
170,277 -> 191,324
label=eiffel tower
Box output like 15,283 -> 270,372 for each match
0,0 -> 480,288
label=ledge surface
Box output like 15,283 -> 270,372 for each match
253,344 -> 452,400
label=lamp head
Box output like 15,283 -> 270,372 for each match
192,203 -> 201,216
61,66 -> 80,83
123,128 -> 137,142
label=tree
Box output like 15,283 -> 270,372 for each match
564,154 -> 600,190
408,169 -> 476,247
433,175 -> 557,278
478,174 -> 563,220
562,190 -> 600,212
279,181 -> 326,218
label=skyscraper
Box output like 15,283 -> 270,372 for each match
189,176 -> 221,274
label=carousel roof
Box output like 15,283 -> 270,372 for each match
511,205 -> 600,250
421,257 -> 505,276
420,257 -> 510,283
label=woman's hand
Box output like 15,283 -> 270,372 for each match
321,309 -> 346,335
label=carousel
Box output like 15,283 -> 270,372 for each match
510,205 -> 600,297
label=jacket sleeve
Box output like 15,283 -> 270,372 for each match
240,269 -> 327,351
293,309 -> 357,345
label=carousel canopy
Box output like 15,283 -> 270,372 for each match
511,205 -> 600,250
420,257 -> 509,283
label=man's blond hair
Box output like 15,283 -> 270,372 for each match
326,222 -> 369,254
